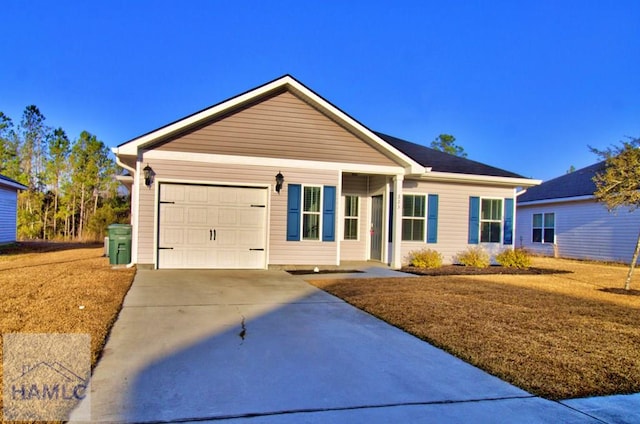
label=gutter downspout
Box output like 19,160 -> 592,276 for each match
113,148 -> 137,268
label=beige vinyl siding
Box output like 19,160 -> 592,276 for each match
340,175 -> 369,261
517,199 -> 640,263
0,186 -> 18,244
401,180 -> 515,264
156,91 -> 397,167
135,156 -> 339,266
368,175 -> 389,194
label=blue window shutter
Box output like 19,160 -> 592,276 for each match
468,196 -> 480,244
503,198 -> 514,245
322,186 -> 336,242
427,194 -> 439,244
287,184 -> 301,241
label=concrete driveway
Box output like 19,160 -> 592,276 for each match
72,269 -> 606,423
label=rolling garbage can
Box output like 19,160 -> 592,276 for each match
108,224 -> 132,265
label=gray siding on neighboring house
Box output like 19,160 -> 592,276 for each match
0,186 -> 19,244
156,91 -> 398,167
517,199 -> 640,263
136,157 -> 340,267
401,180 -> 515,264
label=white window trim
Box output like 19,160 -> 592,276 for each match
532,212 -> 556,244
480,197 -> 504,244
402,193 -> 427,242
343,194 -> 360,241
301,185 -> 323,241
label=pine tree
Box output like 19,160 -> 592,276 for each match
592,137 -> 640,290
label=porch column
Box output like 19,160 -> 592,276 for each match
391,174 -> 404,269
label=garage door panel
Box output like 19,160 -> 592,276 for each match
240,209 -> 265,227
212,249 -> 264,269
218,208 -> 239,225
186,227 -> 210,246
161,206 -> 185,224
215,229 -> 237,247
185,249 -> 213,268
158,184 -> 267,269
237,230 -> 265,247
187,185 -> 208,203
161,228 -> 184,245
240,188 -> 267,205
159,249 -> 189,268
218,188 -> 239,205
187,207 -> 208,225
161,185 -> 186,202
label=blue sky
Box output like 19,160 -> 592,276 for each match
2,1 -> 639,181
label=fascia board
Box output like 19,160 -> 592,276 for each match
115,77 -> 293,156
0,178 -> 27,191
517,195 -> 595,207
286,82 -> 425,173
418,171 -> 542,188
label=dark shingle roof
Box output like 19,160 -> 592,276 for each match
518,161 -> 605,203
375,132 -> 525,178
0,174 -> 27,190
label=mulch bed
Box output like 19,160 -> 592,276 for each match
402,265 -> 572,276
287,269 -> 364,275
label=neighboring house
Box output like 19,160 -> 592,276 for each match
517,162 -> 640,263
112,75 -> 538,269
0,174 -> 27,244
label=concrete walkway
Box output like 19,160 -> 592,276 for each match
71,269 -> 637,423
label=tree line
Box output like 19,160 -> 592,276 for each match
0,106 -> 129,241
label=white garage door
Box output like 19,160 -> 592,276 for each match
158,184 -> 267,269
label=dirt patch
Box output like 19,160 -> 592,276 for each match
309,257 -> 640,400
0,242 -> 136,421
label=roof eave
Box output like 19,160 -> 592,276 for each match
418,171 -> 541,187
0,179 -> 27,191
518,195 -> 595,206
114,75 -> 424,172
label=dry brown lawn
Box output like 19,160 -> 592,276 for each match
309,257 -> 640,400
0,242 -> 136,420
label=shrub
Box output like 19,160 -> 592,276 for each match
407,249 -> 443,269
455,246 -> 490,268
496,248 -> 531,269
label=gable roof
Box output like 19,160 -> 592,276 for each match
518,161 -> 605,203
376,132 -> 525,178
115,74 -> 425,174
113,75 -> 538,186
0,174 -> 27,191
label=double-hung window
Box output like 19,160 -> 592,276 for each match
402,195 -> 426,241
533,213 -> 555,243
480,198 -> 502,243
287,184 -> 336,242
302,186 -> 321,240
343,195 -> 359,240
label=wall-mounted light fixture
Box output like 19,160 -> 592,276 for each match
275,171 -> 284,194
143,164 -> 154,188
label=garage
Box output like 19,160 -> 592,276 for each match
157,183 -> 268,269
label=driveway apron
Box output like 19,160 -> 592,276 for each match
71,270 -> 600,423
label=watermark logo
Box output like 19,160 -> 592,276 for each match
3,333 -> 91,421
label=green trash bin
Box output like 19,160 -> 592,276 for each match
108,224 -> 132,265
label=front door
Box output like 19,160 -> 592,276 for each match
370,195 -> 383,261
